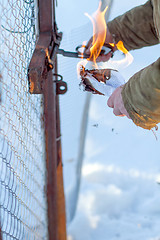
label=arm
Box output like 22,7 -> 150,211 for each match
107,1 -> 159,51
121,57 -> 160,130
108,58 -> 160,130
107,1 -> 160,130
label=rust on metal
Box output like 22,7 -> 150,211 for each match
55,59 -> 67,240
28,0 -> 67,239
56,80 -> 67,95
43,70 -> 58,240
56,163 -> 67,240
28,31 -> 62,94
28,0 -> 62,94
53,73 -> 67,95
28,33 -> 52,94
56,92 -> 67,240
28,33 -> 51,94
38,0 -> 53,33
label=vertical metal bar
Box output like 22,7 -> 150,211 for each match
38,0 -> 53,32
55,59 -> 67,240
43,70 -> 58,240
55,58 -> 62,168
37,0 -> 66,238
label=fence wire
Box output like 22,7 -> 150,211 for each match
0,0 -> 48,239
57,22 -> 93,223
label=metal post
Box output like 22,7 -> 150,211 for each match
29,1 -> 59,237
28,1 -> 67,239
43,70 -> 58,240
55,58 -> 67,240
38,0 -> 53,32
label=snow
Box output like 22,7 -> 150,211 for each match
67,96 -> 160,240
56,0 -> 160,239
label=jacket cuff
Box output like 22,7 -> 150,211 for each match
121,84 -> 159,130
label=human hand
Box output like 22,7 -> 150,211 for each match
84,26 -> 117,62
107,85 -> 131,119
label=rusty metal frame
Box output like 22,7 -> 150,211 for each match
28,0 -> 63,94
28,0 -> 67,239
43,69 -> 58,239
55,58 -> 67,239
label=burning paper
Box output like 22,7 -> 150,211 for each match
77,1 -> 133,97
80,66 -> 125,97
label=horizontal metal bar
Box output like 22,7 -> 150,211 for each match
57,46 -> 113,59
57,49 -> 90,59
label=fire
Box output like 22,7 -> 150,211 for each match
85,2 -> 108,63
80,42 -> 87,59
77,1 -> 133,78
109,43 -> 115,48
115,41 -> 133,67
116,41 -> 128,54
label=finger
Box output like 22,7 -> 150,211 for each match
122,109 -> 131,119
119,104 -> 131,119
113,108 -> 123,116
107,96 -> 114,108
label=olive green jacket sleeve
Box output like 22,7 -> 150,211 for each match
107,1 -> 160,130
107,1 -> 159,51
122,58 -> 160,130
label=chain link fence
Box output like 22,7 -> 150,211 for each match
0,0 -> 48,239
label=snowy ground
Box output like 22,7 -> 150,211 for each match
56,0 -> 160,239
67,96 -> 160,240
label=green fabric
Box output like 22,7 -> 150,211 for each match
152,0 -> 160,39
107,0 -> 160,129
122,58 -> 160,129
107,1 -> 159,50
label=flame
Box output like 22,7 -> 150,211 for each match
77,1 -> 133,78
80,41 -> 87,59
116,41 -> 128,54
109,43 -> 115,48
85,1 -> 108,63
115,41 -> 133,68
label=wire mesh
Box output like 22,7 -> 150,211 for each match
0,0 -> 48,239
57,0 -> 112,223
57,23 -> 93,222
